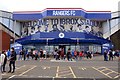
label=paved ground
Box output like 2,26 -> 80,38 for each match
1,56 -> 120,80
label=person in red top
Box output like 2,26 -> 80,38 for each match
74,50 -> 78,60
79,51 -> 84,60
61,48 -> 64,60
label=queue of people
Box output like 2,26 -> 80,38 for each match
53,48 -> 93,61
16,47 -> 94,61
17,48 -> 50,61
104,49 -> 120,61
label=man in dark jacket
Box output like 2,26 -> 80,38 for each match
8,47 -> 17,73
108,49 -> 113,61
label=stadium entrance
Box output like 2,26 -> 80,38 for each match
14,8 -> 112,54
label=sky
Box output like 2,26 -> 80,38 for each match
0,0 -> 119,12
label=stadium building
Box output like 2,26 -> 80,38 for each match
1,8 -> 119,54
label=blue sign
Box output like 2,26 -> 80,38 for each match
102,43 -> 113,54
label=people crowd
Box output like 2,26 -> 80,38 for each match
53,48 -> 93,61
0,47 -> 120,73
104,49 -> 120,61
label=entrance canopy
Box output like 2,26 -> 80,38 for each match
16,32 -> 111,45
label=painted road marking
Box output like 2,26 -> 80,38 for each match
19,66 -> 36,76
59,69 -> 70,72
106,71 -> 114,75
92,67 -> 120,79
100,68 -> 108,72
56,66 -> 76,78
92,67 -> 112,79
1,65 -> 26,76
59,73 -> 73,77
82,68 -> 86,70
58,70 -> 71,74
69,66 -> 76,78
51,59 -> 76,62
6,75 -> 16,80
56,66 -> 59,77
42,66 -> 51,70
114,75 -> 120,79
78,67 -> 87,70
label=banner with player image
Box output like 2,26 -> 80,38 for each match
21,18 -> 103,37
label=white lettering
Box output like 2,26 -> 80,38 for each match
52,10 -> 76,16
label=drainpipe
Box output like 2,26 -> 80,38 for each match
13,20 -> 16,43
107,19 -> 111,40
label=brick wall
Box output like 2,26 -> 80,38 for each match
0,30 -> 11,51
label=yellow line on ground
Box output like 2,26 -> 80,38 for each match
58,70 -> 71,74
59,69 -> 70,72
59,73 -> 73,77
69,66 -> 76,78
6,75 -> 16,80
56,66 -> 59,77
106,71 -> 114,75
104,67 -> 120,74
19,66 -> 36,76
114,75 -> 120,79
100,68 -> 108,72
92,67 -> 112,79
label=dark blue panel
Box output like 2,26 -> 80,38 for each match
48,38 -> 77,45
86,13 -> 111,20
13,13 -> 43,20
31,32 -> 85,39
15,35 -> 31,42
18,40 -> 46,45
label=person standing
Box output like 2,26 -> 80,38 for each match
8,47 -> 17,73
23,49 -> 26,60
35,50 -> 38,60
67,48 -> 72,61
54,48 -> 57,59
1,51 -> 5,73
43,50 -> 47,59
61,48 -> 64,60
74,50 -> 78,60
19,50 -> 23,60
104,50 -> 108,61
40,49 -> 43,59
79,51 -> 84,60
1,51 -> 7,73
108,49 -> 113,61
